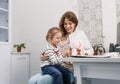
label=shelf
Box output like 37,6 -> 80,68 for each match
0,8 -> 8,12
0,41 -> 9,45
0,26 -> 8,29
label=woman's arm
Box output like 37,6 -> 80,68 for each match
69,30 -> 94,55
40,54 -> 49,61
80,31 -> 94,55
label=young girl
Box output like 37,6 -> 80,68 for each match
41,27 -> 71,84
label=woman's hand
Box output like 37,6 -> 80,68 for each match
40,53 -> 49,61
63,62 -> 72,68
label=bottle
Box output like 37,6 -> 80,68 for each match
109,43 -> 114,52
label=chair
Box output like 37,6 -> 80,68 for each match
28,73 -> 53,84
28,72 -> 75,84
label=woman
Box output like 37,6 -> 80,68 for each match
29,11 -> 93,84
59,11 -> 93,55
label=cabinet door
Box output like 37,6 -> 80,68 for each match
0,0 -> 9,43
11,54 -> 30,84
0,45 -> 10,84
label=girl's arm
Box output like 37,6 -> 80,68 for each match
62,49 -> 71,57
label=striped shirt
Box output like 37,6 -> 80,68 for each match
41,43 -> 63,67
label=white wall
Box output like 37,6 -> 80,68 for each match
12,0 -> 28,43
102,0 -> 117,52
12,0 -> 79,76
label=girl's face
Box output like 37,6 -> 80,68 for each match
64,18 -> 76,34
51,32 -> 62,48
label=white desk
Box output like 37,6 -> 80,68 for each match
61,57 -> 120,84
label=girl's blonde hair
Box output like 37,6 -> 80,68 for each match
46,27 -> 63,42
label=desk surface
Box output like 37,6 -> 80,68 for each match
61,57 -> 120,63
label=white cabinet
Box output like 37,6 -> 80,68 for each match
0,45 -> 10,84
11,53 -> 30,84
0,0 -> 11,84
0,0 -> 9,43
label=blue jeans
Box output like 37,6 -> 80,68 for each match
41,65 -> 71,84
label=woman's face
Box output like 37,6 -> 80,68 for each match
64,18 -> 76,34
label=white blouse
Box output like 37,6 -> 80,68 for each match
69,29 -> 94,55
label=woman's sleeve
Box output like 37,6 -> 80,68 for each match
69,30 -> 94,55
80,31 -> 94,55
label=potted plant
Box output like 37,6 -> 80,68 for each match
13,43 -> 26,52
93,44 -> 105,55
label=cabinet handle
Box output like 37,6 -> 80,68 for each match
17,57 -> 26,60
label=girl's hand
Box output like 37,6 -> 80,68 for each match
62,49 -> 71,57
